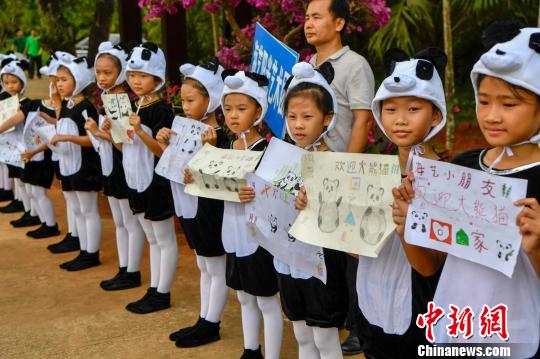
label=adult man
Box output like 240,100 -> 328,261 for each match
25,29 -> 42,79
11,29 -> 26,59
304,0 -> 375,355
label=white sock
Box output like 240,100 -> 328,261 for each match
0,165 -> 4,189
15,179 -> 30,211
63,191 -> 77,236
151,217 -> 178,294
3,165 -> 12,190
196,255 -> 211,318
25,184 -> 38,217
32,186 -> 56,226
293,321 -> 320,359
64,191 -> 86,250
204,255 -> 229,323
237,290 -> 261,350
313,327 -> 342,359
119,199 -> 144,273
256,295 -> 283,359
108,196 -> 128,267
76,191 -> 101,253
137,214 -> 160,288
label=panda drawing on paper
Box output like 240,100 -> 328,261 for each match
360,184 -> 387,245
317,177 -> 342,233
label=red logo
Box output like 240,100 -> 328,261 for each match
430,219 -> 452,245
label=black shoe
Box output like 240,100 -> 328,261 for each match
100,268 -> 141,291
65,251 -> 100,271
0,190 -> 13,202
341,333 -> 363,356
169,317 -> 204,341
126,288 -> 170,314
10,211 -> 41,227
27,223 -> 60,239
59,250 -> 87,269
240,347 -> 263,359
48,233 -> 79,253
175,319 -> 220,348
0,199 -> 24,213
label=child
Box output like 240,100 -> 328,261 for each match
186,70 -> 283,359
85,41 -> 145,290
357,48 -> 447,358
393,27 -> 540,358
158,60 -> 229,347
0,57 -> 61,238
39,51 -> 82,253
0,58 -> 32,216
0,54 -> 15,203
50,54 -> 103,271
278,61 -> 349,359
122,42 -> 177,313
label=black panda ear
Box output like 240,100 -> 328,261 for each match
283,74 -> 293,91
245,72 -> 269,87
383,48 -> 409,76
415,47 -> 447,80
221,68 -> 239,81
200,57 -> 220,74
481,18 -> 523,50
18,60 -> 30,71
1,58 -> 15,67
141,42 -> 158,53
74,56 -> 93,68
316,62 -> 334,84
529,32 -> 540,54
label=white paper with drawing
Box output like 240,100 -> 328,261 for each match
0,95 -> 19,133
290,152 -> 401,256
185,143 -> 264,202
155,116 -> 209,184
22,111 -> 49,161
404,156 -> 527,277
244,138 -> 327,282
102,93 -> 134,144
0,135 -> 24,168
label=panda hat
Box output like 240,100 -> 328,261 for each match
95,41 -> 129,91
40,51 -> 75,77
0,57 -> 28,94
179,58 -> 224,118
221,69 -> 269,149
57,53 -> 95,101
125,42 -> 166,93
471,25 -> 540,171
283,61 -> 338,150
372,47 -> 447,170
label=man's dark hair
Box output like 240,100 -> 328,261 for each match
329,0 -> 350,34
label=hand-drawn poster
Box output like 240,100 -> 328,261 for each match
244,138 -> 327,282
290,152 -> 401,257
185,143 -> 264,202
155,116 -> 210,184
0,95 -> 19,133
0,136 -> 24,168
35,123 -> 62,154
102,93 -> 134,144
23,111 -> 48,151
404,156 -> 527,277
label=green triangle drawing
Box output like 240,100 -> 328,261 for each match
456,229 -> 469,246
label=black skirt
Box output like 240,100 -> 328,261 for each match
226,247 -> 279,297
7,164 -> 23,179
127,174 -> 174,221
103,171 -> 128,199
180,196 -> 225,257
60,168 -> 102,192
21,157 -> 54,189
278,248 -> 348,328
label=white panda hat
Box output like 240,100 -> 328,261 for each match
125,42 -> 166,93
283,61 -> 339,150
39,51 -> 74,77
471,26 -> 540,171
179,58 -> 224,118
57,53 -> 95,102
221,69 -> 269,149
0,57 -> 28,94
372,47 -> 447,170
95,41 -> 129,91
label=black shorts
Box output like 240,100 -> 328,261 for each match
180,197 -> 225,257
278,248 -> 348,328
127,175 -> 174,221
226,247 -> 278,297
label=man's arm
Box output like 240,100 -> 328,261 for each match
346,109 -> 373,153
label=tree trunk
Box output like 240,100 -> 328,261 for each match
87,0 -> 115,61
161,5 -> 187,83
38,0 -> 75,52
442,0 -> 455,153
118,0 -> 142,44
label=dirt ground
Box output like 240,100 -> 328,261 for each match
0,78 -> 363,358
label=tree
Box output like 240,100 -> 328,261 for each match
87,0 -> 115,61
